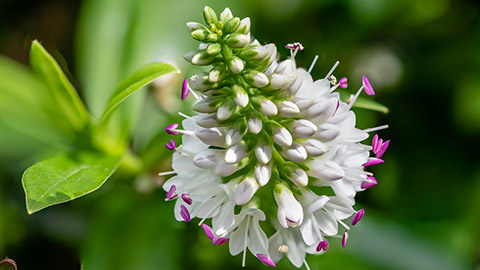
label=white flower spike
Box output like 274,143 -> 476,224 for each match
162,6 -> 390,269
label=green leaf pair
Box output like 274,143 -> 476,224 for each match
21,41 -> 179,214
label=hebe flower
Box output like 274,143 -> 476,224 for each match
160,6 -> 390,269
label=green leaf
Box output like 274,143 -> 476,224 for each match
353,96 -> 389,113
100,62 -> 179,121
30,40 -> 90,130
22,150 -> 121,214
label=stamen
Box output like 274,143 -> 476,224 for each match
325,61 -> 340,79
337,219 -> 350,231
165,139 -> 176,150
180,205 -> 191,222
346,86 -> 364,111
362,75 -> 375,95
351,209 -> 365,226
307,55 -> 319,74
242,215 -> 251,267
361,176 -> 377,189
182,193 -> 193,205
278,244 -> 288,254
202,224 -> 215,240
363,124 -> 389,133
339,77 -> 348,89
256,254 -> 275,267
213,237 -> 227,245
316,240 -> 328,252
159,171 -> 176,177
165,123 -> 179,135
178,112 -> 194,119
181,78 -> 190,100
165,185 -> 177,200
342,230 -> 348,247
304,259 -> 311,270
363,157 -> 384,166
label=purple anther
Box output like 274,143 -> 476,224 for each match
201,224 -> 215,240
316,240 -> 328,252
339,77 -> 348,89
166,185 -> 177,200
181,78 -> 190,100
372,134 -> 379,153
165,139 -> 176,150
352,209 -> 365,226
342,230 -> 348,248
212,237 -> 227,245
361,176 -> 377,189
376,140 -> 390,158
362,75 -> 375,95
165,123 -> 179,135
180,205 -> 191,222
285,42 -> 304,51
181,193 -> 192,205
256,254 -> 276,267
363,157 -> 384,167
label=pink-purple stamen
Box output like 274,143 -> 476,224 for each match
181,78 -> 190,100
361,176 -> 377,189
342,230 -> 348,248
352,209 -> 365,226
372,134 -> 379,153
316,240 -> 328,252
202,224 -> 215,240
180,205 -> 191,222
362,75 -> 375,95
376,140 -> 390,158
166,185 -> 177,200
339,77 -> 348,89
212,237 -> 227,245
256,254 -> 276,267
182,193 -> 192,205
363,157 -> 384,166
165,139 -> 176,150
165,123 -> 179,135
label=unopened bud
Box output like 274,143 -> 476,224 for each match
193,99 -> 215,113
217,104 -> 234,121
278,101 -> 300,117
260,100 -> 278,116
247,118 -> 262,134
225,129 -> 242,146
273,127 -> 293,147
234,176 -> 259,205
226,34 -> 250,48
192,50 -> 214,66
255,144 -> 272,164
237,17 -> 251,34
255,164 -> 272,186
234,86 -> 249,107
225,143 -> 247,164
203,6 -> 218,25
244,71 -> 269,88
291,168 -> 308,187
229,57 -> 244,73
291,119 -> 317,138
223,17 -> 240,34
191,29 -> 208,41
206,43 -> 222,55
283,143 -> 307,162
303,139 -> 327,157
219,7 -> 233,22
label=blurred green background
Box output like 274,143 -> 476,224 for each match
0,0 -> 479,269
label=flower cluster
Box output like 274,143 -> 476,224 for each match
161,6 -> 390,269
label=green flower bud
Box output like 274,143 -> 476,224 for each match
203,6 -> 218,26
206,33 -> 218,42
223,17 -> 240,34
191,29 -> 208,41
226,33 -> 250,48
206,43 -> 222,55
220,8 -> 233,23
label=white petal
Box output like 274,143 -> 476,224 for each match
229,219 -> 248,255
254,144 -> 272,164
254,164 -> 272,187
